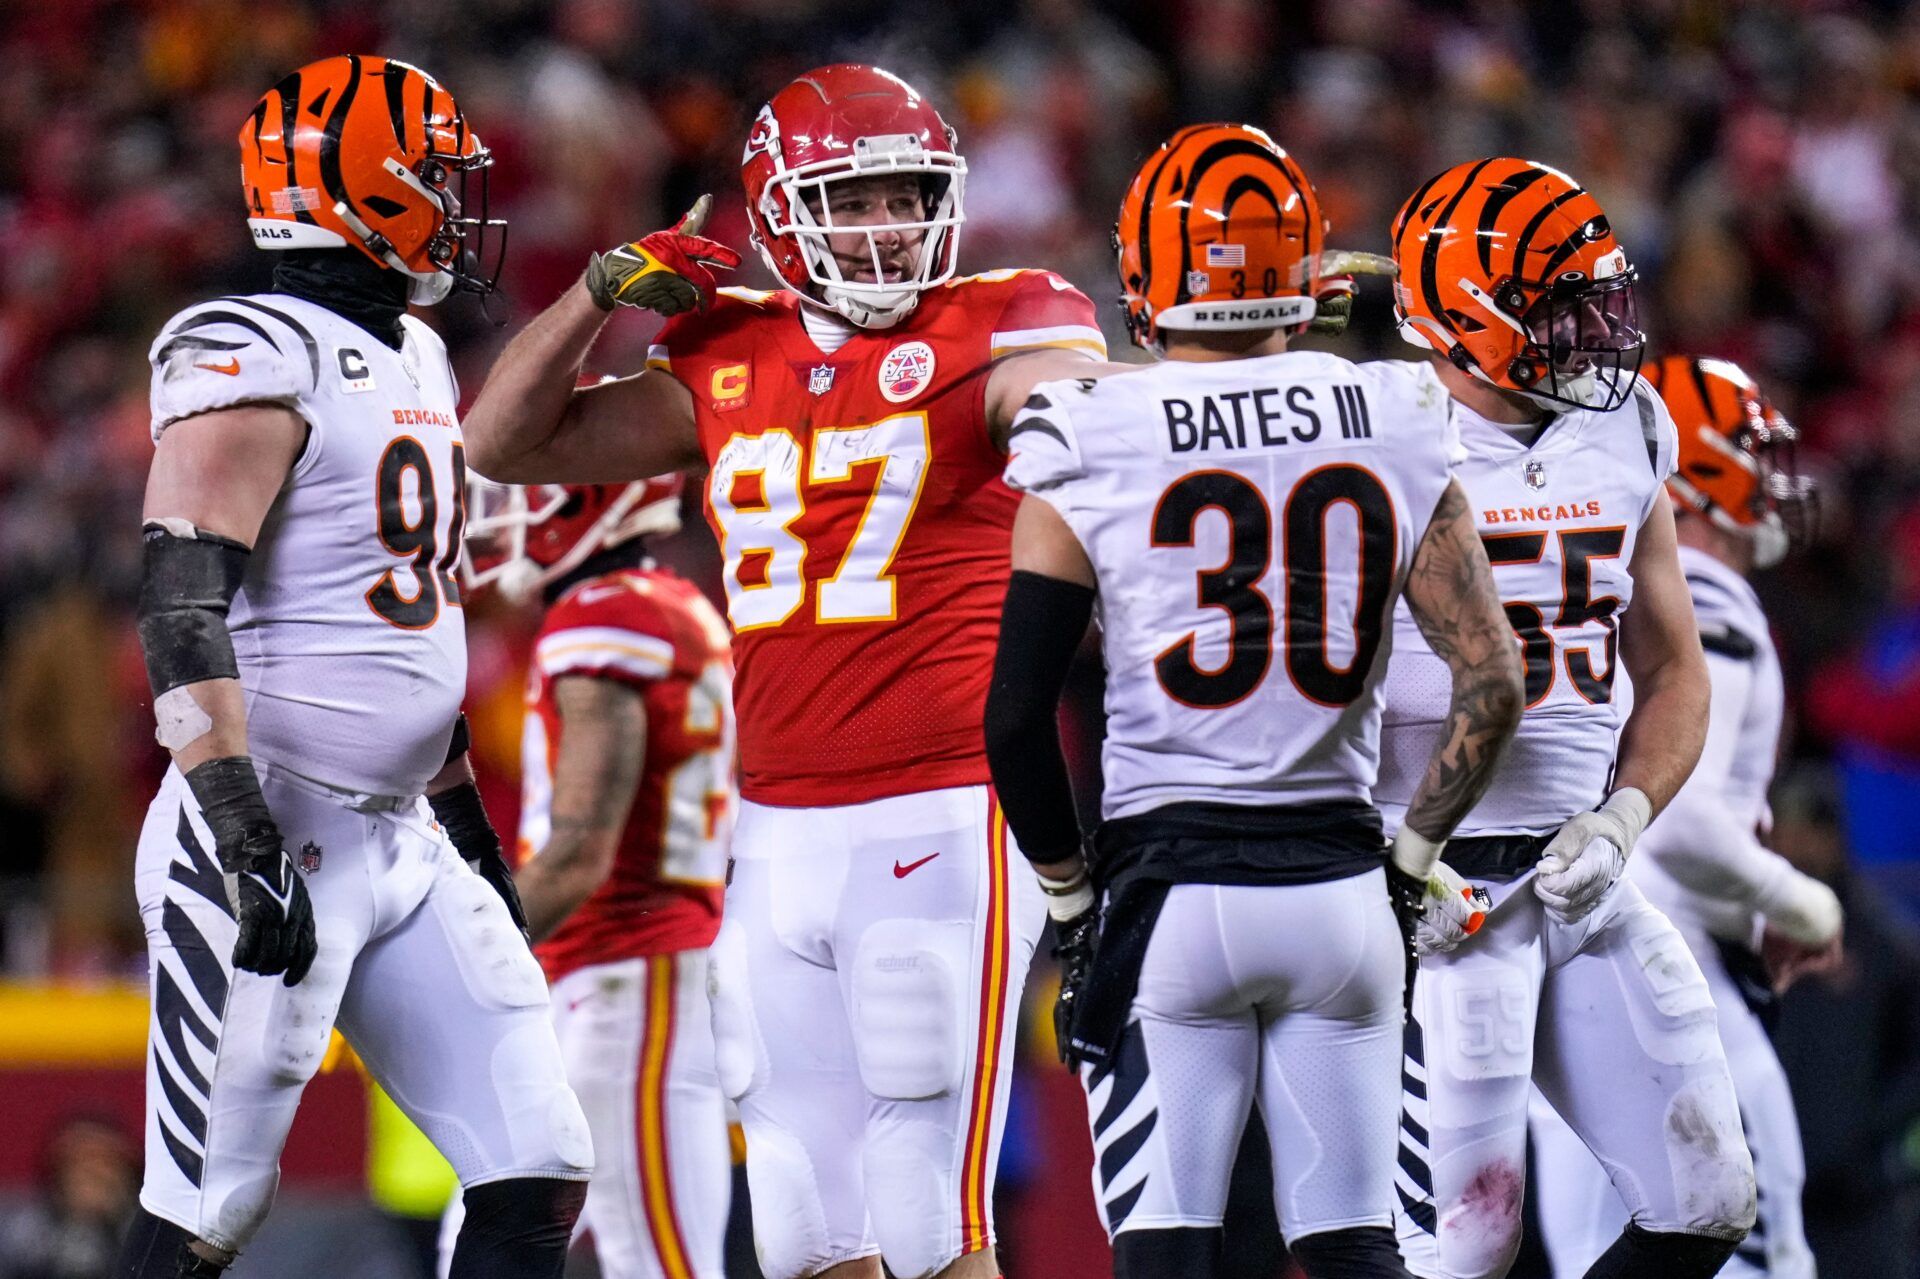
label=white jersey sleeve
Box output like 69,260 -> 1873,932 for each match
149,298 -> 321,441
1629,373 -> 1681,522
1009,353 -> 1458,821
1628,547 -> 1831,941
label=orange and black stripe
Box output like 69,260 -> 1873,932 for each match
957,790 -> 1013,1257
637,954 -> 696,1279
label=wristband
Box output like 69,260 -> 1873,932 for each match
1390,825 -> 1447,882
183,756 -> 276,873
1037,867 -> 1095,924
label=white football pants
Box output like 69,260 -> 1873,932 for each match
1528,919 -> 1813,1278
1083,872 -> 1405,1245
1393,877 -> 1756,1279
133,762 -> 591,1254
440,951 -> 731,1279
709,784 -> 1045,1279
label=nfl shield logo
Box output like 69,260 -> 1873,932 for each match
299,841 -> 323,874
808,365 -> 835,396
1187,269 -> 1212,297
1524,460 -> 1546,490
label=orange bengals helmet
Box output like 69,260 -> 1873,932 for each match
241,55 -> 505,305
1391,157 -> 1643,413
1115,124 -> 1328,351
1645,355 -> 1816,568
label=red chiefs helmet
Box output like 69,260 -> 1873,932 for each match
741,64 -> 966,329
462,476 -> 684,604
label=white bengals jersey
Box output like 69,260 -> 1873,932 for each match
1005,354 -> 1461,821
1627,546 -> 1785,940
148,294 -> 468,796
1374,376 -> 1679,838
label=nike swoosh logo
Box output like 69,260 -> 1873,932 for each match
196,358 -> 242,376
893,853 -> 939,879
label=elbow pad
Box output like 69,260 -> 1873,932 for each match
136,521 -> 249,696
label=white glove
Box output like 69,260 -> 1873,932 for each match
1753,868 -> 1843,947
1415,862 -> 1493,957
1533,788 -> 1652,922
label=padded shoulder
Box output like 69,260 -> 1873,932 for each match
148,296 -> 322,440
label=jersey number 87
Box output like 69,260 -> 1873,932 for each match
706,415 -> 931,630
1152,464 -> 1397,710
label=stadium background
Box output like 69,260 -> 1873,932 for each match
4,0 -> 1920,1274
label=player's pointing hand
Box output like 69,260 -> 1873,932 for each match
586,195 -> 744,317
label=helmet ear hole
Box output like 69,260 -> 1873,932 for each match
363,195 -> 407,218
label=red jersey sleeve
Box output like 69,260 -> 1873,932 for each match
987,271 -> 1107,360
534,581 -> 680,692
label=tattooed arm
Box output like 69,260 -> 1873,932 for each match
511,675 -> 648,942
1398,479 -> 1526,870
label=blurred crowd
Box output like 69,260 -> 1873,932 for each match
4,0 -> 1920,1268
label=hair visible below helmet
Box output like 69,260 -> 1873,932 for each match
241,54 -> 505,305
1644,354 -> 1816,568
1390,157 -> 1644,413
462,477 -> 685,604
740,63 -> 966,329
1114,124 -> 1328,352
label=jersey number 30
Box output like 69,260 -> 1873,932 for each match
1153,465 -> 1396,709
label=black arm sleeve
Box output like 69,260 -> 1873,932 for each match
429,781 -> 505,865
984,569 -> 1096,866
136,522 -> 249,696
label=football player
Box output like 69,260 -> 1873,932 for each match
120,56 -> 590,1279
459,63 -> 1116,1279
439,476 -> 736,1279
984,123 -> 1524,1279
1528,357 -> 1838,1279
1375,159 -> 1758,1279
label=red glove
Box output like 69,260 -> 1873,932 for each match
585,195 -> 743,316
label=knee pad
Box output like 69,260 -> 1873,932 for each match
863,1118 -> 962,1279
849,918 -> 967,1100
115,1208 -> 230,1278
1661,1075 -> 1757,1237
739,1122 -> 836,1279
1436,1158 -> 1526,1279
1585,1223 -> 1741,1279
492,1023 -> 595,1177
1288,1225 -> 1405,1278
1113,1227 -> 1221,1279
446,1176 -> 587,1279
707,919 -> 767,1102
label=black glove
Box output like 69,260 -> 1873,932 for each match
184,757 -> 317,986
1385,860 -> 1425,1022
1051,905 -> 1100,1066
429,780 -> 531,941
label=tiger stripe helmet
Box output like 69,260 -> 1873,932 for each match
240,55 -> 505,305
1114,124 -> 1328,351
1390,157 -> 1644,413
1645,354 -> 1816,567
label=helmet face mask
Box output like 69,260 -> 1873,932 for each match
462,478 -> 684,604
1504,270 -> 1646,413
742,67 -> 967,330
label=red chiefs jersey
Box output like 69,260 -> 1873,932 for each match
519,566 -> 734,980
650,271 -> 1105,807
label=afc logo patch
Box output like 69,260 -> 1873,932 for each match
879,341 -> 935,403
710,363 -> 751,411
